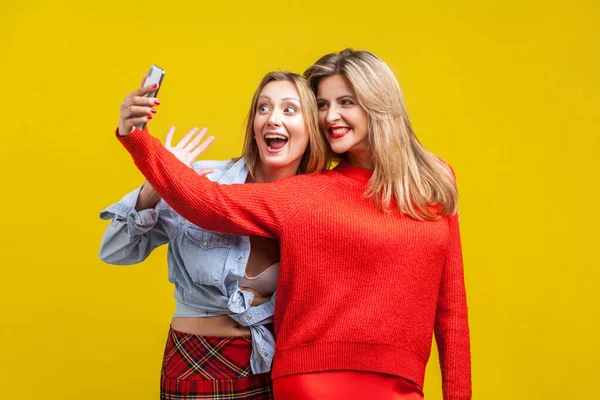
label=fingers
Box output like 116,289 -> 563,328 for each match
164,126 -> 176,147
132,82 -> 160,97
120,86 -> 159,109
175,127 -> 199,149
118,81 -> 161,135
238,286 -> 268,304
122,105 -> 156,119
157,124 -> 214,161
120,91 -> 158,133
184,127 -> 208,152
195,168 -> 213,177
123,95 -> 160,108
191,135 -> 215,159
120,104 -> 156,133
239,286 -> 259,296
125,115 -> 153,130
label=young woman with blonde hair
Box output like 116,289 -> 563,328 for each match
113,49 -> 472,400
99,71 -> 328,400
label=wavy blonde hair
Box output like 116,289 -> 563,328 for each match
304,49 -> 457,220
239,71 -> 331,178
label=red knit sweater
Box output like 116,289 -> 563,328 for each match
119,128 -> 472,400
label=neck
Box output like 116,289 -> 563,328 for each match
252,161 -> 300,183
346,149 -> 373,169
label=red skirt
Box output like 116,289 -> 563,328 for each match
160,327 -> 273,399
273,370 -> 424,400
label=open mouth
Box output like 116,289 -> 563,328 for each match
329,126 -> 351,139
264,133 -> 289,151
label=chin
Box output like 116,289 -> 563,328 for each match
328,134 -> 356,154
261,155 -> 291,169
328,142 -> 351,155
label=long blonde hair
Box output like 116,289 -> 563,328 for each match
239,71 -> 331,178
304,49 -> 457,220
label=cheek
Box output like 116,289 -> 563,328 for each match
359,111 -> 370,132
289,117 -> 308,143
348,111 -> 368,134
253,116 -> 265,136
318,112 -> 327,129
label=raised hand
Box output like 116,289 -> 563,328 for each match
134,126 -> 215,210
118,82 -> 160,137
163,126 -> 215,167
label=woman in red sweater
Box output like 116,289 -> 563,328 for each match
116,49 -> 471,400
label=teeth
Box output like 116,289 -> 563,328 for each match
331,127 -> 350,134
265,134 -> 288,140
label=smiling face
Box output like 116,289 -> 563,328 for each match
316,74 -> 370,166
253,80 -> 309,171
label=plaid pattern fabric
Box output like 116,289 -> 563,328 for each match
160,327 -> 273,399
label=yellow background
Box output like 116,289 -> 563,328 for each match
1,1 -> 598,399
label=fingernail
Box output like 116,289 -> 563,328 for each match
152,83 -> 158,88
151,108 -> 157,114
154,100 -> 161,106
147,115 -> 153,120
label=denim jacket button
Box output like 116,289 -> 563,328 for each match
202,241 -> 208,247
263,352 -> 269,356
246,315 -> 252,321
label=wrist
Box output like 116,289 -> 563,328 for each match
118,124 -> 134,137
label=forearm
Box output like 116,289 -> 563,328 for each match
435,214 -> 472,400
117,128 -> 284,237
135,181 -> 161,211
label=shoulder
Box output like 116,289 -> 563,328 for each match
191,159 -> 244,182
269,170 -> 337,192
191,159 -> 235,171
432,155 -> 456,179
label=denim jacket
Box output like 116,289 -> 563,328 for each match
98,157 -> 276,374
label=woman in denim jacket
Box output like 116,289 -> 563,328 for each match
98,71 -> 330,399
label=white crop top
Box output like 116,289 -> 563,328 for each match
238,262 -> 280,296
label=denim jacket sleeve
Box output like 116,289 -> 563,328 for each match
98,161 -> 227,265
98,186 -> 182,265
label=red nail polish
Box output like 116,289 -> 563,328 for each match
152,83 -> 158,88
154,100 -> 161,106
147,115 -> 153,120
151,108 -> 157,114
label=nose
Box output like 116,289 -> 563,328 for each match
326,105 -> 341,125
267,110 -> 282,127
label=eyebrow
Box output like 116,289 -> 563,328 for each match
258,95 -> 300,103
316,95 -> 355,102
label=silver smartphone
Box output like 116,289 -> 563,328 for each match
135,64 -> 165,130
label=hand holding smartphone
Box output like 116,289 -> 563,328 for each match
135,64 -> 165,130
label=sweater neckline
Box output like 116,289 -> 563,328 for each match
333,161 -> 374,182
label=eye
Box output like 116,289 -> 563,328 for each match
317,101 -> 329,110
258,104 -> 271,113
341,98 -> 354,106
284,106 -> 296,113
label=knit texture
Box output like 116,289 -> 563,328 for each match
119,128 -> 472,400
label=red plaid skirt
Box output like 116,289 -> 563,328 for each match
160,327 -> 273,399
